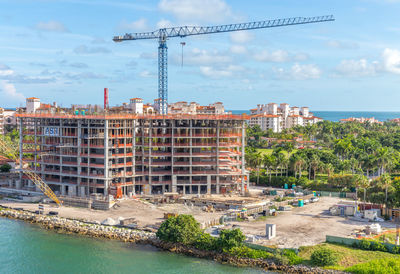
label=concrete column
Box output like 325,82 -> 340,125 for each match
207,175 -> 211,194
61,185 -> 66,195
19,119 -> 23,182
216,176 -> 220,194
8,179 -> 12,187
183,185 -> 186,195
15,179 -> 21,189
241,121 -> 246,193
77,120 -> 82,186
104,120 -> 109,196
162,183 -> 165,193
68,185 -> 76,196
80,186 -> 85,197
172,175 -> 177,192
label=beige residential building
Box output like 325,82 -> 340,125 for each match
169,101 -> 227,115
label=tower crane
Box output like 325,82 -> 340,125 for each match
0,137 -> 62,206
113,15 -> 334,114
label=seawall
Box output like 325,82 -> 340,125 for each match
0,206 -> 342,274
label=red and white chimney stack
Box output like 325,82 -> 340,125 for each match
104,88 -> 109,110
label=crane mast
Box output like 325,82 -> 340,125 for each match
114,15 -> 334,114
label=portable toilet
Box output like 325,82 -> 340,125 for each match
284,183 -> 288,189
313,191 -> 316,197
291,184 -> 296,189
75,110 -> 79,115
298,199 -> 304,207
81,110 -> 86,116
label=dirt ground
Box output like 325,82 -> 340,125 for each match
0,198 -> 224,229
229,196 -> 395,248
1,194 -> 397,249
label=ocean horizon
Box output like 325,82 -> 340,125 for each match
230,110 -> 400,122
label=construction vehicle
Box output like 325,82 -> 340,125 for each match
113,15 -> 334,114
0,136 -> 62,206
164,212 -> 178,219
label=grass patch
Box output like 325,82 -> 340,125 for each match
256,148 -> 297,157
298,243 -> 400,270
346,258 -> 400,274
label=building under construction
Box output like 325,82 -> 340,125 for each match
17,113 -> 247,198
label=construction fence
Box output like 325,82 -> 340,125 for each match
326,235 -> 398,252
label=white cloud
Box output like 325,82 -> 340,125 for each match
118,18 -> 148,31
158,0 -> 233,23
0,63 -> 14,76
176,48 -> 231,66
199,65 -> 244,78
230,31 -> 254,44
335,59 -> 377,77
74,45 -> 111,54
274,64 -> 321,80
326,40 -> 359,50
332,48 -> 400,78
230,45 -> 247,54
157,19 -> 173,29
254,50 -> 309,63
139,70 -> 156,78
254,50 -> 290,63
382,48 -> 400,74
35,21 -> 69,32
291,64 -> 321,80
0,81 -> 25,102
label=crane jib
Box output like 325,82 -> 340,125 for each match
113,15 -> 334,115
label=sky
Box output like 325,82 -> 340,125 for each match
0,0 -> 400,111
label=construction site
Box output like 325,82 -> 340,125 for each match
0,14 -> 361,250
14,112 -> 246,199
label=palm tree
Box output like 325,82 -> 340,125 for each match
263,154 -> 276,183
354,174 -> 369,209
291,154 -> 306,179
310,154 -> 320,180
358,175 -> 370,205
245,151 -> 262,185
375,147 -> 395,176
379,174 -> 392,214
254,152 -> 263,185
324,163 -> 335,178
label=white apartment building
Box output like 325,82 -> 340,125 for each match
249,114 -> 282,132
249,103 -> 322,132
129,98 -> 144,114
26,97 -> 41,113
169,101 -> 227,115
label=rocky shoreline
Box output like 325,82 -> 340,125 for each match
0,206 -> 344,274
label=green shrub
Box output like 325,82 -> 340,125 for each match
216,229 -> 245,251
391,245 -> 400,254
310,247 -> 338,266
346,258 -> 400,274
193,232 -> 217,251
156,214 -> 202,245
370,241 -> 387,252
228,246 -> 272,259
283,249 -> 303,265
358,239 -> 371,250
0,164 -> 11,173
